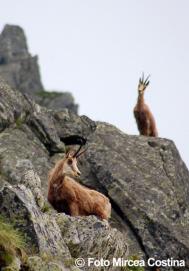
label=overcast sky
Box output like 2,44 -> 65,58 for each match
1,0 -> 189,167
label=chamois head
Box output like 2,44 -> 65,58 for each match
63,145 -> 87,178
138,73 -> 150,95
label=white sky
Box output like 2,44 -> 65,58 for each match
1,0 -> 189,167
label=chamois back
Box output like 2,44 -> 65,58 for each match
47,151 -> 111,220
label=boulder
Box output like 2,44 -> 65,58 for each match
0,184 -> 70,260
77,122 -> 189,269
56,214 -> 128,271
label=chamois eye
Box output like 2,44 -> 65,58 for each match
67,159 -> 73,165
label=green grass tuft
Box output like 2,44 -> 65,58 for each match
0,215 -> 26,267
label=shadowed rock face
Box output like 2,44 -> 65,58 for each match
0,24 -> 78,113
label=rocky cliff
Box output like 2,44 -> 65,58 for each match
0,24 -> 189,271
0,25 -> 78,113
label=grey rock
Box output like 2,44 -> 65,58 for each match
0,125 -> 51,192
0,25 -> 78,113
0,181 -> 127,271
0,25 -> 43,95
54,110 -> 96,139
0,24 -> 189,271
26,256 -> 67,271
0,184 -> 71,265
56,214 -> 128,271
20,165 -> 45,209
0,78 -> 30,131
76,122 -> 189,269
0,78 -> 65,155
0,24 -> 29,63
35,91 -> 78,114
26,102 -> 65,154
1,76 -> 188,268
26,256 -> 80,271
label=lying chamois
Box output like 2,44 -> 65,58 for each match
134,74 -> 158,137
48,147 -> 111,220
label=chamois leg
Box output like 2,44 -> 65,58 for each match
95,205 -> 109,220
69,201 -> 80,216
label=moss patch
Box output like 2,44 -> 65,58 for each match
36,91 -> 63,99
41,202 -> 51,213
15,116 -> 23,128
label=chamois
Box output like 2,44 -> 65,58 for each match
134,74 -> 158,137
48,147 -> 111,220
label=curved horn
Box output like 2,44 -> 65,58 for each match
76,147 -> 88,158
73,145 -> 82,158
144,74 -> 150,85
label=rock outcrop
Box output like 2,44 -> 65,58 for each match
56,214 -> 128,271
0,180 -> 128,271
0,24 -> 189,271
80,123 -> 189,266
0,25 -> 78,113
0,79 -> 128,270
0,76 -> 189,270
0,184 -> 71,261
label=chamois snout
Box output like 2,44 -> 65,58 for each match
75,169 -> 81,177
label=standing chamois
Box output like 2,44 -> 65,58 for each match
134,74 -> 158,137
48,146 -> 111,220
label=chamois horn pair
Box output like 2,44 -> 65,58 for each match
139,72 -> 150,86
73,144 -> 88,158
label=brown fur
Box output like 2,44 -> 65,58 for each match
48,152 -> 111,220
134,75 -> 158,137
